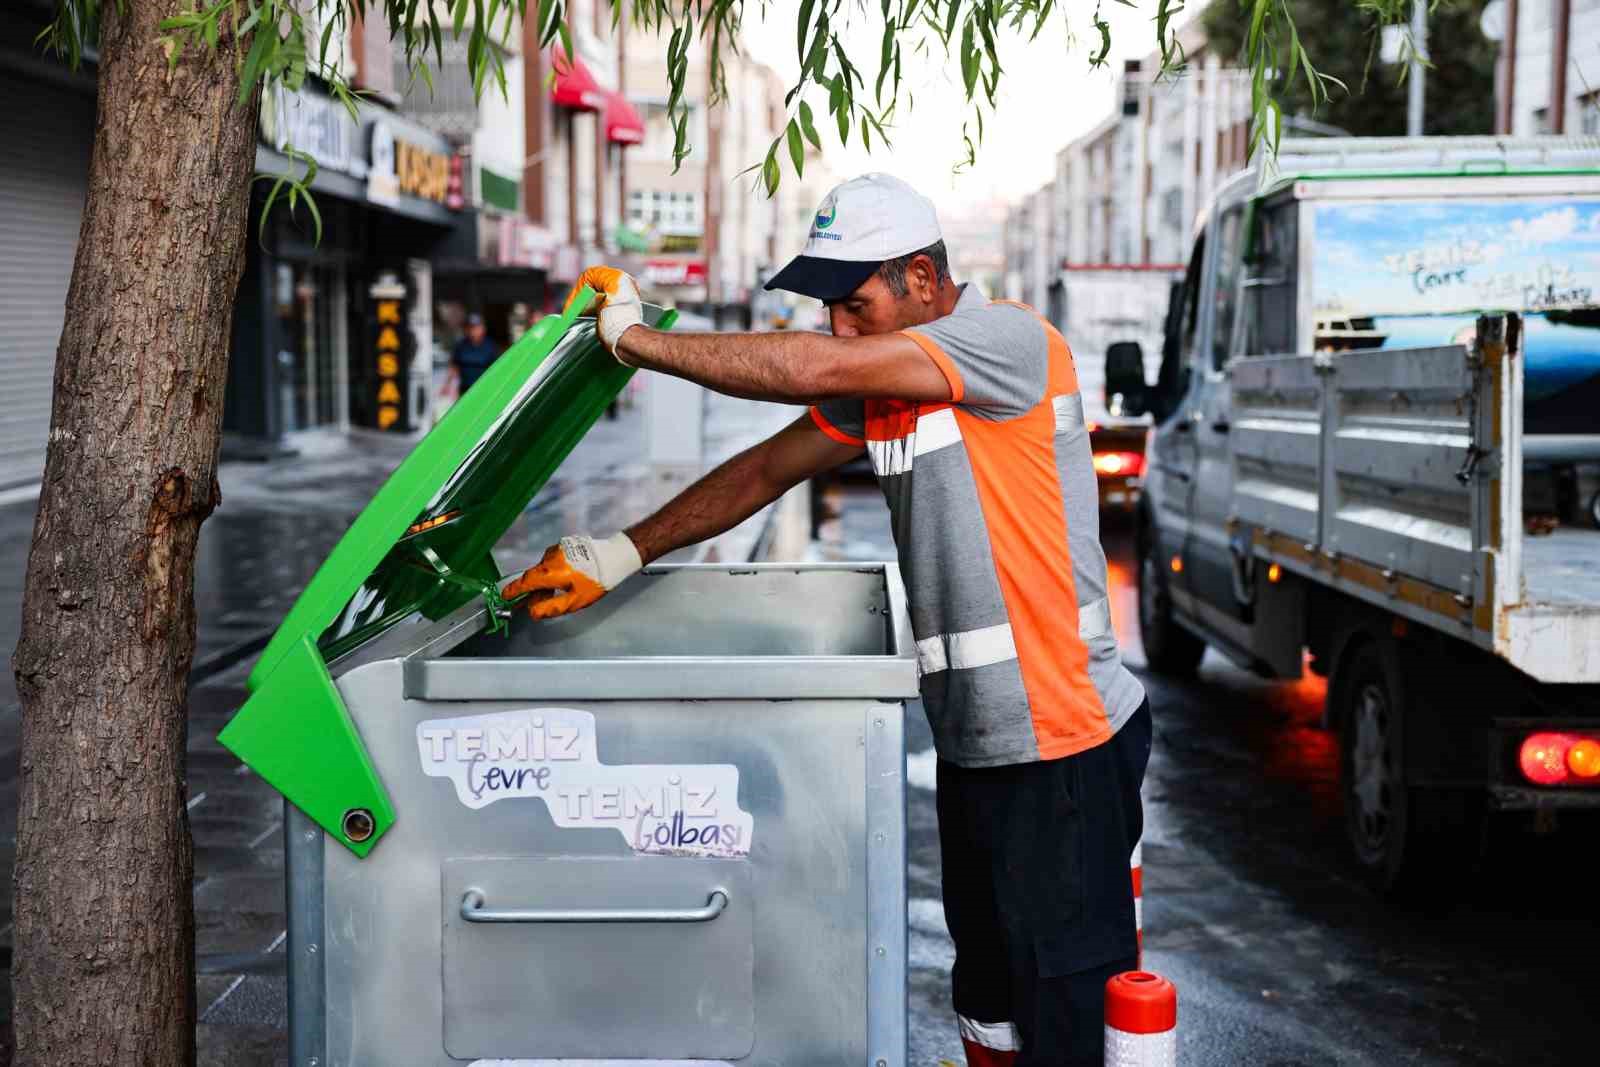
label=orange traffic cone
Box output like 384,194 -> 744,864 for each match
1104,971 -> 1176,1067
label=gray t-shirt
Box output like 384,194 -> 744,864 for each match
810,285 -> 1145,767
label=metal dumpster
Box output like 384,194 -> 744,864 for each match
220,292 -> 919,1065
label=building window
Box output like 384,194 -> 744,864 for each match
1582,93 -> 1600,136
391,36 -> 485,140
1161,187 -> 1184,230
627,189 -> 703,235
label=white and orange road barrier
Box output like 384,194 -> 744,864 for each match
1104,971 -> 1177,1067
1130,836 -> 1144,963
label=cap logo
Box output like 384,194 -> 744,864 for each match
814,195 -> 837,230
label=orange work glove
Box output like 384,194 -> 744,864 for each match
503,533 -> 644,620
563,265 -> 644,360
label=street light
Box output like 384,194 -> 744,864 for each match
1480,0 -> 1510,133
1409,0 -> 1429,135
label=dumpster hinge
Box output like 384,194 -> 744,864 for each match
410,543 -> 518,637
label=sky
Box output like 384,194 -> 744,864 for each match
736,0 -> 1196,213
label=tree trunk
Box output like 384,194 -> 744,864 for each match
10,1 -> 258,1062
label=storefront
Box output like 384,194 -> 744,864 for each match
223,82 -> 465,456
0,19 -> 98,489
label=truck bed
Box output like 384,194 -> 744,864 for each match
1524,529 -> 1600,608
1230,320 -> 1600,684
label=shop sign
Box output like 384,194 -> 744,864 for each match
499,217 -> 558,270
398,139 -> 451,202
641,259 -> 708,287
259,83 -> 367,180
370,273 -> 409,432
658,233 -> 702,254
367,122 -> 400,207
260,86 -> 458,212
365,119 -> 456,209
478,163 -> 520,214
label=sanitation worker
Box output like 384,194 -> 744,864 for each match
507,173 -> 1152,1067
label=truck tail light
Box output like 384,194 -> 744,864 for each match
1569,739 -> 1600,779
1519,732 -> 1600,787
1093,450 -> 1144,478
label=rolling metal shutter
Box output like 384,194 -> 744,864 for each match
0,73 -> 95,489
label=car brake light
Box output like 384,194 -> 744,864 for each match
1093,450 -> 1144,477
1518,732 -> 1600,787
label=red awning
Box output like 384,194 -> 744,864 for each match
549,47 -> 607,112
606,93 -> 644,146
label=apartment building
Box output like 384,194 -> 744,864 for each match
1498,0 -> 1600,135
624,42 -> 801,325
1007,40 -> 1254,310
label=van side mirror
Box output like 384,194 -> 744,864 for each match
1104,341 -> 1148,417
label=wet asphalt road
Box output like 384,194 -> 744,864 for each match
814,482 -> 1596,1067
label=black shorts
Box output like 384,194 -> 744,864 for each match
938,700 -> 1152,1066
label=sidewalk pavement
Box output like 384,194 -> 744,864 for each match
0,384 -> 799,1063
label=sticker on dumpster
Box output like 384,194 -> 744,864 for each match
416,707 -> 753,856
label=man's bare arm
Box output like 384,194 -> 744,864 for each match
625,414 -> 862,564
616,327 -> 952,406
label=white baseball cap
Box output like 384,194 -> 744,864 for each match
765,173 -> 944,302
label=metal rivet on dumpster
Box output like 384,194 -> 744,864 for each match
875,832 -> 885,844
877,1059 -> 887,1066
342,807 -> 376,843
876,946 -> 886,957
303,830 -> 317,842
874,718 -> 884,728
308,943 -> 318,954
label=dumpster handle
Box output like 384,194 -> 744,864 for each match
459,887 -> 730,924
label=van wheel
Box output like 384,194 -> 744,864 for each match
1137,535 -> 1205,676
1336,637 -> 1478,898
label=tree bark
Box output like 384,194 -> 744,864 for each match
10,1 -> 258,1062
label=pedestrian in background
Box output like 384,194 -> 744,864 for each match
447,312 -> 501,394
510,173 -> 1151,1067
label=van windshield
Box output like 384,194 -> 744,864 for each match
1310,196 -> 1600,437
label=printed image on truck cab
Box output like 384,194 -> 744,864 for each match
1106,137 -> 1600,897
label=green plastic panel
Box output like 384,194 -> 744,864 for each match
219,292 -> 677,854
219,636 -> 395,858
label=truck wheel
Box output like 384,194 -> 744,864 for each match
1137,539 -> 1205,676
1336,638 -> 1476,898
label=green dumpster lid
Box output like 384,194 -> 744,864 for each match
218,291 -> 677,857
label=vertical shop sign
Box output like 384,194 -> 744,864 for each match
369,272 -> 409,432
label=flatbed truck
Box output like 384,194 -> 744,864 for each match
1108,137 -> 1600,892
